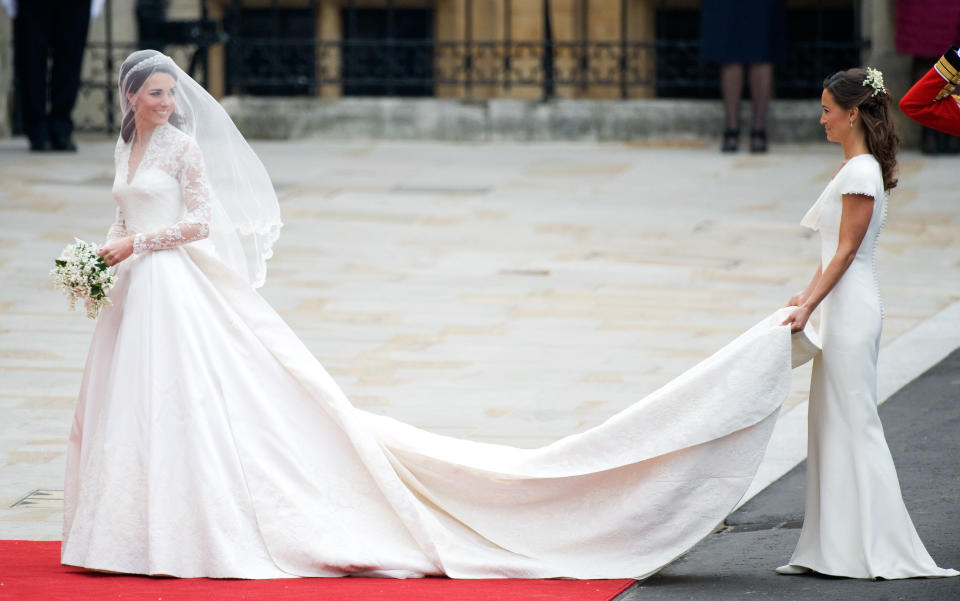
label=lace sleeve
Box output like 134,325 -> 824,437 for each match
132,140 -> 212,254
106,207 -> 128,241
107,139 -> 128,241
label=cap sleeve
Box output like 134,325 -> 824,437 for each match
836,157 -> 882,200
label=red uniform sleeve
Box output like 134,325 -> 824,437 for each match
899,48 -> 960,137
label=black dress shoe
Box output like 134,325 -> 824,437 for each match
29,138 -> 52,152
750,129 -> 768,153
721,128 -> 739,153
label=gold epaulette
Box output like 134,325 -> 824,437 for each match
935,53 -> 960,83
934,50 -> 960,100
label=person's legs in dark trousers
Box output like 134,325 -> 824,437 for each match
48,0 -> 92,151
748,62 -> 772,152
720,63 -> 744,152
14,0 -> 52,151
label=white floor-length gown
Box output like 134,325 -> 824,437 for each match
786,153 -> 957,579
63,123 -> 816,579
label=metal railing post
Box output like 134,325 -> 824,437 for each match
619,0 -> 627,99
503,0 -> 511,92
465,0 -> 473,98
386,0 -> 396,96
542,0 -> 554,100
105,0 -> 115,132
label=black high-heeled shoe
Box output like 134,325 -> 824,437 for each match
750,129 -> 768,153
721,128 -> 739,153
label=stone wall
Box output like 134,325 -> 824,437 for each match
222,96 -> 824,143
0,0 -> 928,146
861,0 -> 917,147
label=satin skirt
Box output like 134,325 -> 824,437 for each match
63,246 -> 807,579
787,269 -> 958,579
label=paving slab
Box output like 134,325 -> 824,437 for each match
1,136 -> 958,542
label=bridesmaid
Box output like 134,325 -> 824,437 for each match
779,67 -> 957,579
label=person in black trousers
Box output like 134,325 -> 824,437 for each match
10,0 -> 94,151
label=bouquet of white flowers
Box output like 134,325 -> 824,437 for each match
50,239 -> 119,319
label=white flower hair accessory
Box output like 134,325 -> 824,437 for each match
862,67 -> 886,97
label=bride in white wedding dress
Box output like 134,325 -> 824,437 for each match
63,50 -> 817,580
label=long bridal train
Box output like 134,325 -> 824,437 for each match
62,240 -> 819,579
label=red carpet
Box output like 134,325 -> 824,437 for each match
0,541 -> 634,601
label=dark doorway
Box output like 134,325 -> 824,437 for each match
341,8 -> 434,97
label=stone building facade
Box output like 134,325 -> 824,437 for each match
0,0 -> 914,141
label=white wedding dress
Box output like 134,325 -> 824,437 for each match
63,123 -> 814,579
786,153 -> 957,579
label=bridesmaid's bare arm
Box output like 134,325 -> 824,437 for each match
782,193 -> 874,332
786,263 -> 823,308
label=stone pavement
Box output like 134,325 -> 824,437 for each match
619,348 -> 960,601
1,136 -> 958,546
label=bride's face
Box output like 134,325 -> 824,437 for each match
131,72 -> 177,128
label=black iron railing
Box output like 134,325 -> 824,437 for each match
222,37 -> 865,100
70,0 -> 867,132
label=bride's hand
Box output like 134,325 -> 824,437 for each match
781,305 -> 812,333
99,236 -> 134,266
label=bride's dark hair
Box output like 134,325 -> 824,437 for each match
823,68 -> 899,191
119,60 -> 184,144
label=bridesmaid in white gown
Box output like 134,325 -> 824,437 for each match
779,68 -> 957,579
62,49 -> 814,580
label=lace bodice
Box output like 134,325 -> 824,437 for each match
108,123 -> 212,254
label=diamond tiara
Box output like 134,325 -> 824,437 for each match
128,54 -> 175,76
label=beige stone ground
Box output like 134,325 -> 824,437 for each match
1,136 -> 958,539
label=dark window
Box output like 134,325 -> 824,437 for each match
778,8 -> 861,99
341,8 -> 434,97
226,9 -> 316,96
654,8 -> 713,99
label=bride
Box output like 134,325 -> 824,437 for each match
63,49 -> 824,579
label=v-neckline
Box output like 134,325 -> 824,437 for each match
126,127 -> 159,186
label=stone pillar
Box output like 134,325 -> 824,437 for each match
556,0 -> 653,100
0,11 -> 11,138
168,0 -> 200,19
316,0 -> 340,99
862,0 -> 916,146
206,0 -> 227,98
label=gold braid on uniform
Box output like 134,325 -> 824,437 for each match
933,47 -> 960,101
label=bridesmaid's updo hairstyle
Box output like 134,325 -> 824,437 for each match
119,58 -> 183,144
823,68 -> 899,191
